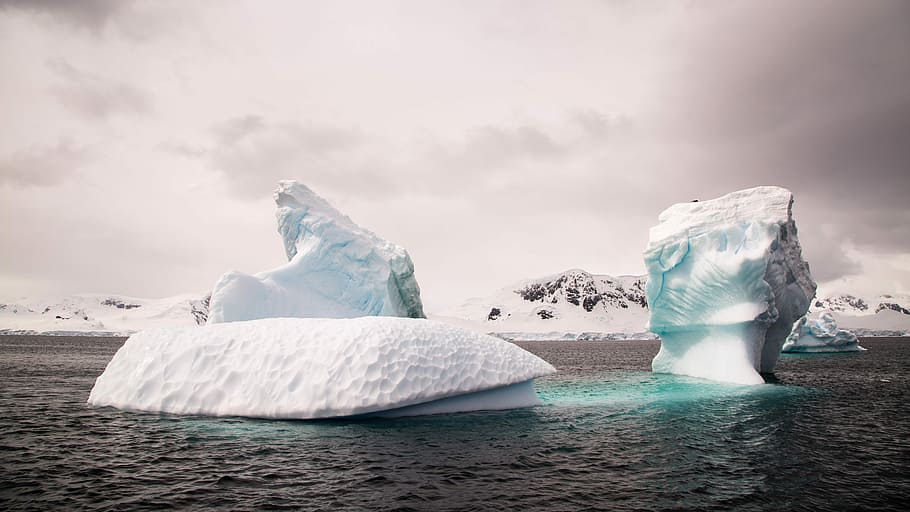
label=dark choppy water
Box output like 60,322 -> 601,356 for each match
2,336 -> 909,511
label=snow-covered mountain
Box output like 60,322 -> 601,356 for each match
438,269 -> 910,340
810,292 -> 910,335
0,294 -> 210,335
438,269 -> 654,339
3,276 -> 908,338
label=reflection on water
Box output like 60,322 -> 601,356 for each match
1,336 -> 908,511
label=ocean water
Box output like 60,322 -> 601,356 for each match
1,336 -> 909,511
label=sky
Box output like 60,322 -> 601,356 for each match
1,0 -> 908,312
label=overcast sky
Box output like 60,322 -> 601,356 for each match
1,0 -> 908,311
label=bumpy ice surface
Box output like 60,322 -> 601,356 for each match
644,186 -> 817,384
782,311 -> 865,353
87,317 -> 555,419
208,181 -> 424,323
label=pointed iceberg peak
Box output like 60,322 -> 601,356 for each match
274,180 -> 358,261
644,186 -> 817,384
208,180 -> 425,323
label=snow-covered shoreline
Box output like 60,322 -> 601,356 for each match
2,327 -> 906,339
3,273 -> 909,339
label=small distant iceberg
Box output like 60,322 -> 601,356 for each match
207,180 -> 425,324
644,186 -> 817,385
87,317 -> 555,419
782,311 -> 866,353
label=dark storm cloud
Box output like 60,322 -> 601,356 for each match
47,59 -> 152,120
669,0 -> 910,191
0,140 -> 87,188
650,0 -> 910,280
798,228 -> 863,283
0,0 -> 126,31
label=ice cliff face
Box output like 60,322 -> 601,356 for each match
207,181 -> 425,323
644,186 -> 817,384
782,311 -> 865,353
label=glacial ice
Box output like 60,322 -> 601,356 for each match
207,181 -> 424,323
782,311 -> 865,353
87,316 -> 555,419
644,186 -> 817,384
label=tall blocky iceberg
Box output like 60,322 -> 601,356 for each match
782,311 -> 865,353
643,186 -> 817,384
88,317 -> 556,419
208,181 -> 425,323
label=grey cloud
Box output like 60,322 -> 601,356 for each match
0,141 -> 87,188
826,209 -> 910,254
211,113 -> 606,204
665,2 -> 909,140
0,0 -> 126,31
571,110 -> 631,141
158,141 -> 207,160
212,115 -> 266,145
462,125 -> 565,164
0,0 -> 188,41
47,59 -> 152,120
430,124 -> 566,173
798,226 -> 863,283
415,113 -> 628,199
667,1 -> 909,184
209,115 -> 369,198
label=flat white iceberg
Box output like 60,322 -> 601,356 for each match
782,311 -> 866,353
208,180 -> 424,323
87,317 -> 555,419
644,186 -> 817,384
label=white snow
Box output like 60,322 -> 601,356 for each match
782,311 -> 866,353
0,294 -> 208,335
87,316 -> 555,419
207,181 -> 424,324
810,291 -> 910,335
644,186 -> 817,384
441,269 -> 650,337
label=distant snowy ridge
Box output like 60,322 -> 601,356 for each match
442,269 -> 651,336
443,267 -> 910,340
810,292 -> 910,334
4,285 -> 909,338
490,331 -> 659,342
0,294 -> 209,336
813,293 -> 910,316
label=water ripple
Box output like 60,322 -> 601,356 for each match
1,336 -> 909,510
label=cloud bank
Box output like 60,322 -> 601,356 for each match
0,0 -> 908,309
